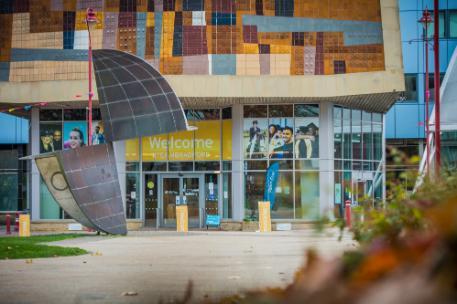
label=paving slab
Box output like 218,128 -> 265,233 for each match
0,229 -> 356,304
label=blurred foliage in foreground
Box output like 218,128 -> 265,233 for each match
176,172 -> 457,304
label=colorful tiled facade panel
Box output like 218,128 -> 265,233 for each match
0,0 -> 385,81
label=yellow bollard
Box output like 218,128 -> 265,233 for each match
258,201 -> 272,232
176,205 -> 188,233
19,214 -> 31,237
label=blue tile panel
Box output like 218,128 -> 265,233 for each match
212,13 -> 236,26
10,49 -> 88,62
136,12 -> 147,58
242,15 -> 383,46
154,12 -> 163,58
212,54 -> 236,75
0,62 -> 10,81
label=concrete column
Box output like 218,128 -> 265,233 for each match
319,102 -> 335,220
231,104 -> 244,221
30,108 -> 40,220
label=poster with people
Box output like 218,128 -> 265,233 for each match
63,122 -> 87,150
91,121 -> 105,145
294,117 -> 319,159
268,118 -> 294,159
243,118 -> 267,159
40,123 -> 62,153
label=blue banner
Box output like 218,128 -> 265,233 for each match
264,162 -> 280,210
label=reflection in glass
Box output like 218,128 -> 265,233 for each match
222,173 -> 232,218
163,177 -> 179,226
271,172 -> 293,219
295,171 -> 319,220
183,177 -> 200,226
40,123 -> 63,153
126,173 -> 140,219
294,116 -> 319,159
269,118 -> 294,159
244,172 -> 265,220
244,105 -> 267,118
269,104 -> 293,117
334,106 -> 342,159
205,174 -> 218,215
144,174 -> 158,226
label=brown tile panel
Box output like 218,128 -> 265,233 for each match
29,1 -> 63,33
0,14 -> 13,61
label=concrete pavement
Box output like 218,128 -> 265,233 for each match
0,230 -> 356,304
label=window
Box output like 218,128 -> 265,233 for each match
428,73 -> 445,101
426,11 -> 445,39
450,11 -> 457,38
400,74 -> 417,101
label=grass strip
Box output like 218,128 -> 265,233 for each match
0,234 -> 90,260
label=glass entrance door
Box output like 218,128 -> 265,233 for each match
160,175 -> 203,228
144,174 -> 158,227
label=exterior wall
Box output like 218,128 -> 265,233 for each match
0,0 -> 403,105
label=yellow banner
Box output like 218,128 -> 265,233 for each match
258,201 -> 272,232
168,130 -> 194,161
222,120 -> 232,160
142,135 -> 167,161
125,138 -> 139,162
194,120 -> 220,161
176,205 -> 188,232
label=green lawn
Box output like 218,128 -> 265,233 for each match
0,234 -> 90,260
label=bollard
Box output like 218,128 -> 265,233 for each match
14,212 -> 19,232
345,200 -> 352,228
6,214 -> 11,235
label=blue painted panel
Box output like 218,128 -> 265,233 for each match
402,41 -> 420,73
398,0 -> 418,11
212,13 -> 236,25
422,0 -> 448,10
242,15 -> 383,46
385,106 -> 396,139
0,114 -> 29,144
10,48 -> 87,62
395,104 -> 421,138
212,55 -> 236,75
154,12 -> 163,58
400,11 -> 420,42
448,0 -> 457,9
136,12 -> 147,58
0,62 -> 9,81
448,41 -> 457,59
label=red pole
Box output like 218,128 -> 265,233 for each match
434,0 -> 441,176
6,214 -> 11,235
424,10 -> 430,174
345,200 -> 351,228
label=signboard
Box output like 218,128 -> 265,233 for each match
176,205 -> 188,232
19,214 -> 30,237
68,223 -> 83,231
206,215 -> 221,227
258,201 -> 272,232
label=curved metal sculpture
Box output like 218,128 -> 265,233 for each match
31,49 -> 190,235
92,49 -> 190,141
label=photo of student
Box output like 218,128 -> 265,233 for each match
268,118 -> 294,159
40,124 -> 62,153
294,119 -> 319,159
243,119 -> 267,159
63,122 -> 87,150
91,121 -> 105,145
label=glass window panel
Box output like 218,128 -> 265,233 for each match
334,171 -> 344,218
244,105 -> 267,118
343,108 -> 351,160
426,11 -> 445,38
450,11 -> 457,38
0,173 -> 18,211
334,106 -> 343,159
271,171 -> 294,219
40,123 -> 63,153
373,123 -> 383,160
244,160 -> 268,171
244,118 -> 268,159
222,107 -> 232,119
269,104 -> 293,117
268,118 -> 294,159
222,173 -> 232,219
92,108 -> 102,120
126,162 -> 139,171
126,173 -> 140,219
40,178 -> 62,219
352,110 -> 362,160
296,159 -> 320,170
168,162 -> 193,171
40,109 -> 62,121
295,115 -> 319,159
144,174 -> 158,226
362,112 -> 372,160
295,171 -> 319,220
401,74 -> 417,101
222,161 -> 232,171
205,174 -> 218,215
142,162 -> 167,171
294,104 -> 319,117
195,161 -> 220,171
64,109 -> 86,120
244,172 -> 265,220
186,109 -> 220,120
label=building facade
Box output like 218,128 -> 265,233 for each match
0,0 -> 403,228
386,0 -> 457,190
